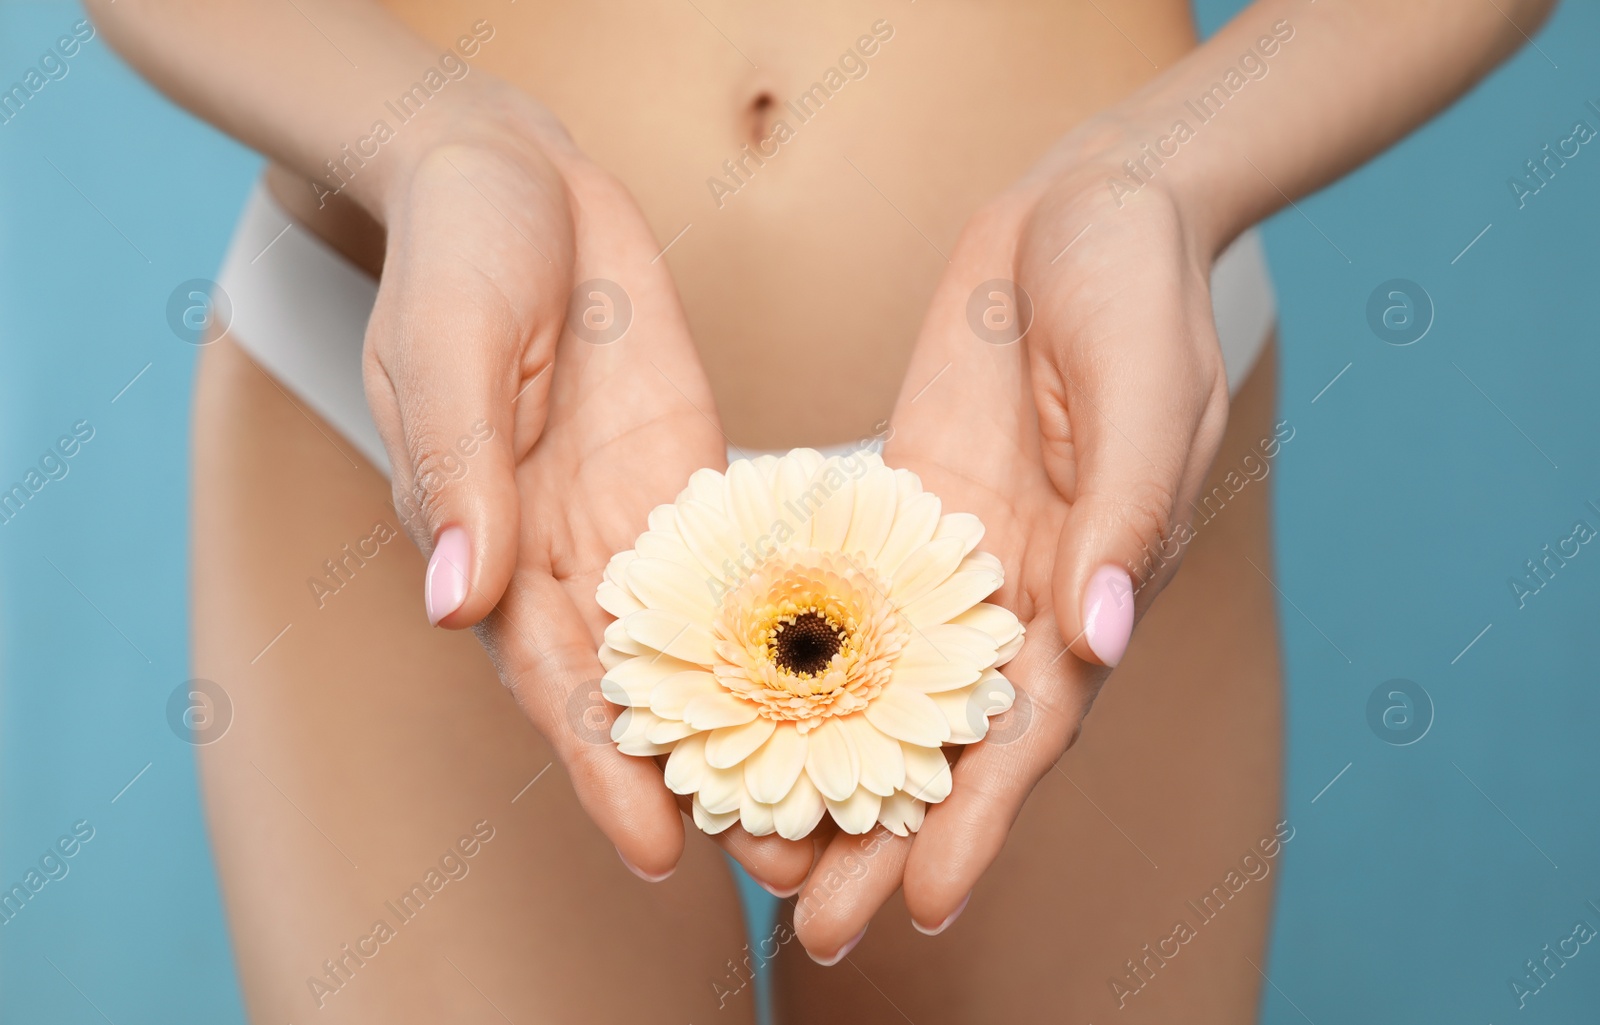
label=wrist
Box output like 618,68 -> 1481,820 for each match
344,74 -> 577,223
1027,106 -> 1260,262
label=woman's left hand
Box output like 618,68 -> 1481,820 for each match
787,139 -> 1235,961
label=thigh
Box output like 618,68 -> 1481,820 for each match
773,341 -> 1287,1024
191,336 -> 754,1024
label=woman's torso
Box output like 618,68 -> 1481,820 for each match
284,1 -> 1198,447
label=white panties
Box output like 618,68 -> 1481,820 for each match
214,182 -> 1275,474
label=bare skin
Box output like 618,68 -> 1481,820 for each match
80,0 -> 1556,1019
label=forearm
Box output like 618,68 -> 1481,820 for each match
85,0 -> 512,216
1060,0 -> 1559,253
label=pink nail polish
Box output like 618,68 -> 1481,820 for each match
424,526 -> 471,625
809,926 -> 868,967
1082,565 -> 1134,667
616,847 -> 675,883
912,892 -> 972,936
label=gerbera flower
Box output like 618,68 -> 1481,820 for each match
596,448 -> 1023,840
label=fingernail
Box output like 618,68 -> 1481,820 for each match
758,879 -> 802,899
616,847 -> 674,883
912,892 -> 972,936
1082,564 -> 1134,667
809,926 -> 867,967
424,526 -> 471,625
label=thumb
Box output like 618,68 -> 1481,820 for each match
366,284 -> 555,630
1036,326 -> 1227,669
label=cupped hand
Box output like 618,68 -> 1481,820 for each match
789,149 -> 1233,959
361,85 -> 815,890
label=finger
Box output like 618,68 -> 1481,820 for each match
789,825 -> 910,965
364,158 -> 571,630
902,612 -> 1102,930
482,568 -> 686,879
1028,260 -> 1229,667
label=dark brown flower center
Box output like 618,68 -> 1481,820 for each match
772,610 -> 844,676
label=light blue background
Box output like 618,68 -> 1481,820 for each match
2,1 -> 1597,1021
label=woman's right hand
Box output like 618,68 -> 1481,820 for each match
363,85 -> 815,890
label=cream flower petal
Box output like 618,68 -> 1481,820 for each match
773,772 -> 827,840
645,717 -> 700,745
626,557 -> 714,621
676,499 -> 742,583
803,717 -> 860,802
611,708 -> 673,757
865,687 -> 952,747
744,723 -> 808,804
727,459 -> 779,553
877,791 -> 926,837
705,717 -> 776,769
901,568 -> 1004,629
933,511 -> 986,559
683,689 -> 761,730
951,602 -> 1024,655
601,653 -> 702,707
633,531 -> 708,588
932,686 -> 989,744
826,789 -> 883,835
843,465 -> 898,560
697,763 -> 747,815
623,609 -> 716,665
807,471 -> 855,551
648,671 -> 723,720
597,644 -> 630,671
888,536 -> 970,606
683,467 -> 729,511
664,733 -> 712,795
739,793 -> 778,836
902,744 -> 953,803
603,618 -> 646,657
597,580 -> 644,619
647,504 -> 677,534
887,661 -> 982,694
693,797 -> 740,835
842,712 -> 904,797
772,453 -> 818,547
876,490 -> 941,576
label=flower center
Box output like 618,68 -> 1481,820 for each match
770,609 -> 844,677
